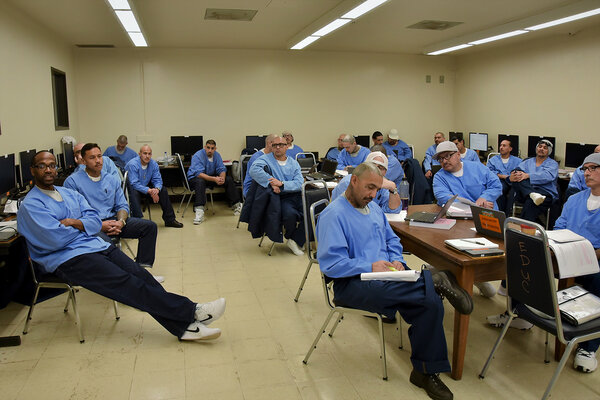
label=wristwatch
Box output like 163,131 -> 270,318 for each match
390,188 -> 398,195
119,218 -> 127,227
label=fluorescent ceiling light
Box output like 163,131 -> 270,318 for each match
427,44 -> 472,56
525,8 -> 600,30
468,30 -> 529,45
128,32 -> 147,47
342,0 -> 388,19
107,0 -> 130,10
291,36 -> 321,50
312,18 -> 352,37
115,10 -> 141,32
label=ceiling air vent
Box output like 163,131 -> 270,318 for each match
76,44 -> 115,48
204,8 -> 257,21
406,20 -> 463,31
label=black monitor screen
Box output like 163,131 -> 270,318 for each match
469,132 -> 488,151
527,136 -> 555,159
498,134 -> 520,157
19,149 -> 36,186
171,136 -> 204,160
565,143 -> 598,168
63,142 -> 75,170
246,136 -> 266,150
0,154 -> 16,195
47,148 -> 54,154
355,135 -> 370,148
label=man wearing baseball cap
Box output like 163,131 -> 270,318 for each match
383,128 -> 412,162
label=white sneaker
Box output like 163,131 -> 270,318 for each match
194,208 -> 205,225
474,282 -> 497,298
153,275 -> 165,283
529,192 -> 546,206
574,348 -> 598,373
487,312 -> 533,330
233,202 -> 243,216
286,239 -> 304,256
195,298 -> 226,325
180,321 -> 221,341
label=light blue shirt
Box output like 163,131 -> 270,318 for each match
125,157 -> 163,193
459,148 -> 480,163
331,175 -> 400,214
249,153 -> 303,193
567,166 -> 586,192
17,186 -> 110,273
385,156 -> 404,189
103,146 -> 138,169
286,144 -> 305,160
243,150 -> 264,197
433,161 -> 502,209
325,147 -> 341,162
383,140 -> 412,162
187,149 -> 226,180
423,144 -> 440,172
64,168 -> 129,220
518,157 -> 559,198
77,156 -> 120,179
336,146 -> 370,169
316,196 -> 405,278
487,154 -> 522,176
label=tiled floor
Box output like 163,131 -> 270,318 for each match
1,203 -> 599,399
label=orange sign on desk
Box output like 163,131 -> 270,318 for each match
478,212 -> 501,233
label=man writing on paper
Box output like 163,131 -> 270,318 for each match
317,162 -> 473,400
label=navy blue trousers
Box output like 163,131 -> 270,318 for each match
98,217 -> 158,266
54,245 -> 195,337
280,192 -> 305,247
576,272 -> 600,352
129,186 -> 176,223
189,176 -> 240,207
497,180 -> 516,215
332,270 -> 450,374
509,169 -> 554,223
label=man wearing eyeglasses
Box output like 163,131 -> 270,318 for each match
566,145 -> 600,200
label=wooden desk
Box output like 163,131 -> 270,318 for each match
389,204 -> 506,380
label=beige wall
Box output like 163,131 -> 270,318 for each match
74,48 -> 456,161
455,24 -> 600,165
0,0 -> 79,166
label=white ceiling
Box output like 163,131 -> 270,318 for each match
7,0 -> 600,55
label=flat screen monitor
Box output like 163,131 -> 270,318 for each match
497,134 -> 520,157
527,136 -> 555,159
171,136 -> 204,161
19,149 -> 36,187
47,148 -> 54,154
355,135 -> 370,148
469,132 -> 488,151
246,135 -> 266,151
63,142 -> 75,170
449,131 -> 463,141
0,154 -> 16,195
565,142 -> 598,168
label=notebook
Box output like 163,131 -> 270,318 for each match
470,205 -> 506,239
405,194 -> 458,224
306,159 -> 338,181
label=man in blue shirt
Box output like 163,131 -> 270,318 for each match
243,134 -> 275,198
424,132 -> 445,180
317,162 -> 472,400
283,131 -> 305,159
487,139 -> 522,214
383,129 -> 412,162
370,145 -> 404,190
249,136 -> 305,256
337,134 -> 370,170
18,151 -> 225,341
372,131 -> 383,146
325,134 -> 345,161
451,136 -> 480,163
125,146 -> 183,228
64,143 -> 158,272
187,140 -> 241,224
73,142 -> 120,179
566,145 -> 600,200
103,135 -> 138,169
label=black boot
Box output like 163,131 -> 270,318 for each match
410,369 -> 453,400
431,270 -> 473,315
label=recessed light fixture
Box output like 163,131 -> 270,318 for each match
106,0 -> 148,47
128,32 -> 147,47
107,0 -> 130,10
312,19 -> 352,37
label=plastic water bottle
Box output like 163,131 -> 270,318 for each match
163,151 -> 169,167
399,179 -> 410,211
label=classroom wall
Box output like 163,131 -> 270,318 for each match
74,48 -> 456,161
0,0 -> 79,165
454,24 -> 600,165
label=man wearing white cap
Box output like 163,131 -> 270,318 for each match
508,139 -> 558,226
331,151 -> 402,213
383,129 -> 412,162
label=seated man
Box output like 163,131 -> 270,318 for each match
336,134 -> 370,170
370,145 -> 404,190
433,141 -> 502,209
487,139 -> 522,214
508,139 -> 558,225
372,131 -> 384,146
74,142 -> 120,179
103,135 -> 138,169
243,134 -> 275,198
317,162 -> 473,400
566,145 -> 600,200
187,140 -> 242,224
331,152 -> 402,213
423,132 -> 445,180
382,129 -> 412,162
18,151 -> 225,341
249,135 -> 305,256
325,134 -> 345,161
125,145 -> 183,228
451,136 -> 480,163
283,131 -> 305,159
64,143 -> 160,279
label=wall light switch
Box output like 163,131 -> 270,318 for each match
425,75 -> 431,83
439,75 -> 445,84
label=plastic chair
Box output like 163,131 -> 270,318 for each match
479,217 -> 600,399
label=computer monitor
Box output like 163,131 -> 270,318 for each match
47,148 -> 54,154
449,131 -> 463,141
246,135 -> 266,151
355,135 -> 370,147
0,154 -> 16,196
565,142 -> 598,168
19,149 -> 36,187
170,136 -> 204,161
527,136 -> 556,159
469,132 -> 488,151
62,142 -> 75,171
497,134 -> 520,157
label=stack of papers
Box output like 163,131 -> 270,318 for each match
547,229 -> 599,278
361,270 -> 420,282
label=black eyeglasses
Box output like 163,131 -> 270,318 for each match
581,165 -> 598,172
272,143 -> 287,148
33,163 -> 57,170
438,152 -> 456,162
